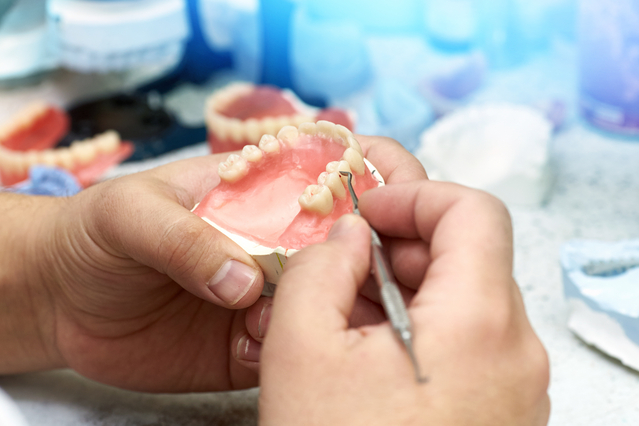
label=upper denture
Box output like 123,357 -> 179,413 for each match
205,83 -> 355,153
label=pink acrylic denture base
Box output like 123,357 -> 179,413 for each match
193,134 -> 381,251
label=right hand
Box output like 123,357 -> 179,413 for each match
258,181 -> 550,425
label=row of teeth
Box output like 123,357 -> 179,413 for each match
0,131 -> 121,176
217,120 -> 365,216
205,82 -> 315,145
0,101 -> 50,142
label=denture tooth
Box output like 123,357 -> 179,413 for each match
23,150 -> 39,168
218,154 -> 249,183
55,148 -> 75,169
95,131 -> 121,154
228,118 -> 244,142
261,117 -> 277,136
334,124 -> 353,146
318,171 -> 346,200
326,161 -> 339,174
296,115 -> 315,125
276,125 -> 299,147
316,120 -> 336,138
346,135 -> 364,157
241,144 -> 263,163
259,134 -> 281,154
245,118 -> 262,144
70,141 -> 97,165
38,150 -> 58,167
298,122 -> 318,136
327,160 -> 354,185
298,184 -> 334,216
342,147 -> 365,175
0,150 -> 26,175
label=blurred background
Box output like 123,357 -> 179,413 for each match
0,0 -> 636,205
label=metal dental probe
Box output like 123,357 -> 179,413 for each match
339,171 -> 427,384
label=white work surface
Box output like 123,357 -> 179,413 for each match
2,40 -> 639,425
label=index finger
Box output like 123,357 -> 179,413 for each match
356,135 -> 428,184
359,181 -> 514,294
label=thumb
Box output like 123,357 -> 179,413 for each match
271,214 -> 371,340
88,182 -> 264,309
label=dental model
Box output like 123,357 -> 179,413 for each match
0,102 -> 133,188
0,102 -> 68,151
193,121 -> 383,285
205,82 -> 355,153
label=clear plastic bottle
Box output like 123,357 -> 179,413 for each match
579,0 -> 639,136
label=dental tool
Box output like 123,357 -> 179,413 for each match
340,171 -> 427,384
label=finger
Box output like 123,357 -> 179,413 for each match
359,181 -> 513,298
230,310 -> 261,378
87,178 -> 264,309
245,297 -> 273,343
231,331 -> 261,374
356,135 -> 428,184
144,153 -> 231,208
388,238 -> 431,290
270,214 -> 371,342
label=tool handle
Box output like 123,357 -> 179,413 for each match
371,244 -> 412,333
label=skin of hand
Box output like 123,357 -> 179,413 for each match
256,182 -> 550,426
0,135 -> 426,394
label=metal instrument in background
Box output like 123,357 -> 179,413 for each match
340,171 -> 427,384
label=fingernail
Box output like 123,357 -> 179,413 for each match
236,334 -> 261,363
328,214 -> 360,240
208,260 -> 258,305
257,303 -> 272,338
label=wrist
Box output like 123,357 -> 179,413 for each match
0,193 -> 67,373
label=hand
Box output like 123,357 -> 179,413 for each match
29,155 -> 265,392
258,181 -> 550,425
0,135 -> 425,394
237,135 -> 428,369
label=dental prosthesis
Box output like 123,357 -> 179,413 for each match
193,120 -> 383,289
205,82 -> 354,153
0,102 -> 133,188
562,240 -> 639,372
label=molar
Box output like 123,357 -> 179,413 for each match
218,154 -> 249,183
326,160 -> 353,185
342,147 -> 365,175
276,125 -> 299,146
259,134 -> 281,154
318,171 -> 346,200
241,145 -> 263,163
298,184 -> 334,216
